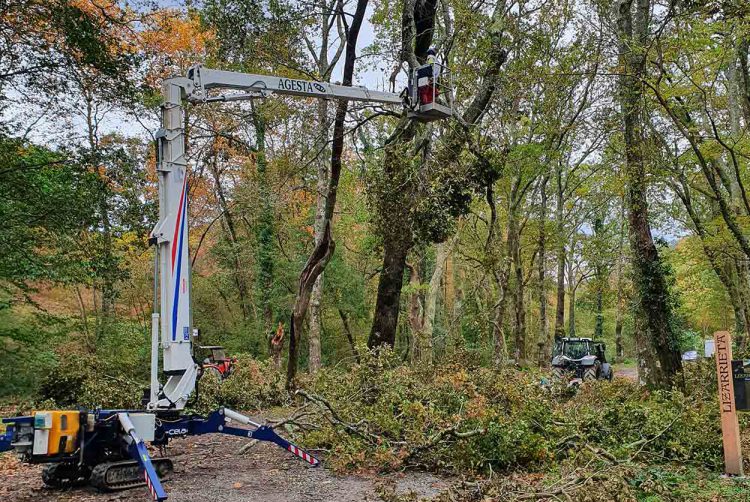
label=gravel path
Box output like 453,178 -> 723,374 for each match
1,434 -> 450,502
615,365 -> 638,382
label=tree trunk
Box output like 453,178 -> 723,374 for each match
485,183 -> 510,365
736,38 -> 750,126
614,198 -> 626,359
567,242 -> 576,337
369,238 -> 411,349
423,236 -> 457,361
594,278 -> 604,339
208,143 -> 250,321
338,309 -> 360,362
368,0 -> 435,351
492,262 -> 511,365
308,99 -> 330,375
554,162 -> 566,340
287,0 -> 369,389
406,258 -> 425,362
443,245 -> 458,345
82,91 -> 116,342
308,0 -> 340,374
593,215 -> 605,340
97,195 -> 115,342
367,0 -> 507,351
308,280 -> 323,373
253,115 -> 275,347
616,0 -> 682,388
537,176 -> 549,366
510,207 -> 526,365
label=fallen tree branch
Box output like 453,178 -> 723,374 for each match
404,424 -> 486,462
296,389 -> 381,445
625,412 -> 683,461
584,443 -> 619,465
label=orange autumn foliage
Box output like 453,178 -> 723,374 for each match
139,10 -> 214,86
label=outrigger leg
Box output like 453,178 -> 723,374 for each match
116,407 -> 319,500
219,408 -> 320,466
119,413 -> 168,502
161,408 -> 320,467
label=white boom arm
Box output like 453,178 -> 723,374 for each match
186,65 -> 405,105
148,66 -> 407,410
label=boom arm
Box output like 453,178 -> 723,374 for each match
148,66 -> 408,410
186,65 -> 405,106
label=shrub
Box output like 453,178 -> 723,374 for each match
188,354 -> 289,414
38,351 -> 141,409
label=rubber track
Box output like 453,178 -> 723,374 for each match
90,458 -> 173,492
42,463 -> 89,488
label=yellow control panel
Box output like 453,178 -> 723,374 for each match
32,411 -> 80,456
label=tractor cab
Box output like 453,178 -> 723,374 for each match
551,337 -> 613,383
407,61 -> 454,122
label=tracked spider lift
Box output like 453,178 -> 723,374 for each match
0,64 -> 452,501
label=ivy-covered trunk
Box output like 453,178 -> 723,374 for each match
536,176 -> 549,367
616,0 -> 682,388
736,38 -> 750,125
554,162 -> 566,339
253,115 -> 275,343
614,199 -> 626,359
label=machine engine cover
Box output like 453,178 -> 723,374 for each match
32,411 -> 80,456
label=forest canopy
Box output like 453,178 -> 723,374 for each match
1,0 -> 750,388
2,0 -> 750,499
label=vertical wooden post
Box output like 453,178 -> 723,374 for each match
714,331 -> 743,476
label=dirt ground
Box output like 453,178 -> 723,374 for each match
0,367 -> 640,502
0,434 -> 451,502
614,364 -> 638,381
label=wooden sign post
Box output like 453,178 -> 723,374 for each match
713,331 -> 743,476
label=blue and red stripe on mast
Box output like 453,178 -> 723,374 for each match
170,176 -> 188,341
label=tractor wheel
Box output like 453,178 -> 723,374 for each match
583,367 -> 597,381
551,367 -> 565,381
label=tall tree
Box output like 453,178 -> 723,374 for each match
615,0 -> 682,388
536,175 -> 549,366
287,0 -> 370,388
368,0 -> 507,349
306,0 -> 346,374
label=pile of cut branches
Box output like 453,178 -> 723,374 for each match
288,349 -> 725,478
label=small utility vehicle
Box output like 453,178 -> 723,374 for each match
196,345 -> 236,380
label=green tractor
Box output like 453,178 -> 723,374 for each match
551,337 -> 613,385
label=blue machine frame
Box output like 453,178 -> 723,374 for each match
1,407 -> 319,501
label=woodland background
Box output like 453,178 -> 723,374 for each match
2,0 -> 749,393
4,1 -> 750,499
